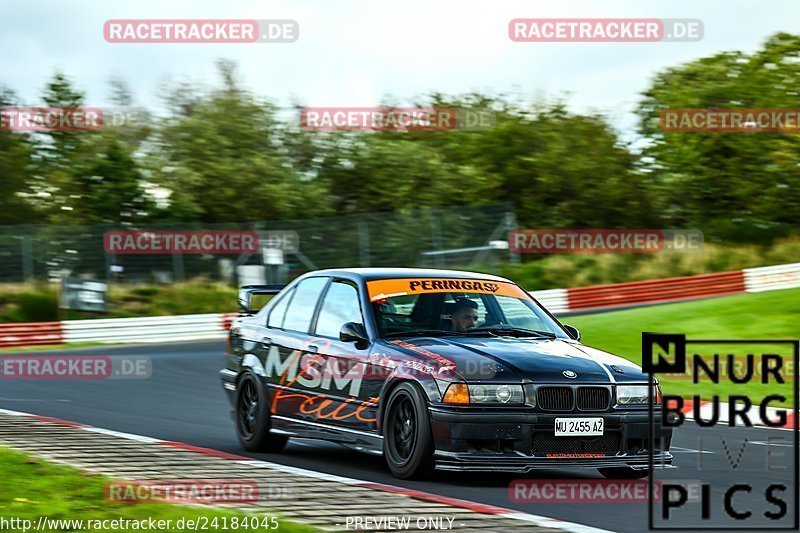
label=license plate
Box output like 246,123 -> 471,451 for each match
554,417 -> 604,436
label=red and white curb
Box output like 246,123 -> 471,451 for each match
0,407 -> 611,533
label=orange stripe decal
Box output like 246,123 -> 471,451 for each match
366,278 -> 529,301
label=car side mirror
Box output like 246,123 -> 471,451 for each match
340,322 -> 369,347
563,324 -> 580,341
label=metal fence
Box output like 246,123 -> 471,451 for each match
0,204 -> 517,284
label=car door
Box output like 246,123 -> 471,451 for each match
235,284 -> 291,380
261,276 -> 329,420
308,278 -> 380,433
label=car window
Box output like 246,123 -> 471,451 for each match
375,292 -> 491,332
443,292 -> 489,325
495,295 -> 551,330
282,277 -> 328,333
267,287 -> 294,328
369,278 -> 568,338
315,281 -> 363,338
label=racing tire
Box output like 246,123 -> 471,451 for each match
383,382 -> 435,480
598,467 -> 650,479
234,371 -> 288,453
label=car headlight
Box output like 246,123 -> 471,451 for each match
617,384 -> 661,405
443,383 -> 525,405
470,384 -> 525,404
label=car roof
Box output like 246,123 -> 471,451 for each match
303,267 -> 512,283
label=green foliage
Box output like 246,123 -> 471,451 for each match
150,60 -> 330,223
408,97 -> 653,229
323,134 -> 499,214
569,288 -> 800,404
105,281 -> 237,316
0,88 -> 37,224
637,32 -> 800,239
471,235 -> 800,290
0,283 -> 237,322
2,236 -> 798,322
21,73 -> 155,226
8,290 -> 59,322
3,34 -> 800,244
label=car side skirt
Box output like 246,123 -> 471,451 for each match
270,415 -> 384,453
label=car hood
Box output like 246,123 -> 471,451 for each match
380,336 -> 647,383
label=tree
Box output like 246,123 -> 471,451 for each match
402,95 -> 651,229
320,133 -> 499,215
637,32 -> 800,240
0,88 -> 37,224
152,60 -> 329,223
30,73 -> 154,225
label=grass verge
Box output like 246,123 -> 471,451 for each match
0,446 -> 315,532
568,288 -> 799,405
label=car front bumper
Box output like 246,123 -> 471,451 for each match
429,406 -> 675,473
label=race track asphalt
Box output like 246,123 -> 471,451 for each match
0,340 -> 796,532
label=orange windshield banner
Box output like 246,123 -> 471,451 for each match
366,278 -> 530,301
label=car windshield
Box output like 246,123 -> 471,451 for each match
367,277 -> 569,339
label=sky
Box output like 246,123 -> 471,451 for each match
2,0 -> 799,140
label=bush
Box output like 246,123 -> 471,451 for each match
0,235 -> 797,322
469,234 -> 800,290
14,290 -> 59,322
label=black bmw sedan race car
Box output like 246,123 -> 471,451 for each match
220,268 -> 673,479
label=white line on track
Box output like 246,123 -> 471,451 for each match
670,446 -> 716,454
80,426 -> 164,444
0,398 -> 72,402
748,440 -> 795,447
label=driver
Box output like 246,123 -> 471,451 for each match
450,298 -> 479,332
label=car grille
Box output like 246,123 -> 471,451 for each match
537,387 -> 573,411
532,433 -> 621,454
577,387 -> 610,410
537,386 -> 611,411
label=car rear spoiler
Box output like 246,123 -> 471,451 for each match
238,284 -> 285,315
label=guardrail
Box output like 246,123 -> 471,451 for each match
0,322 -> 63,347
530,288 -> 569,314
566,270 -> 746,311
744,262 -> 800,293
1,261 -> 798,348
62,314 -> 232,344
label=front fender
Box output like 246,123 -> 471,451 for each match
376,367 -> 444,434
